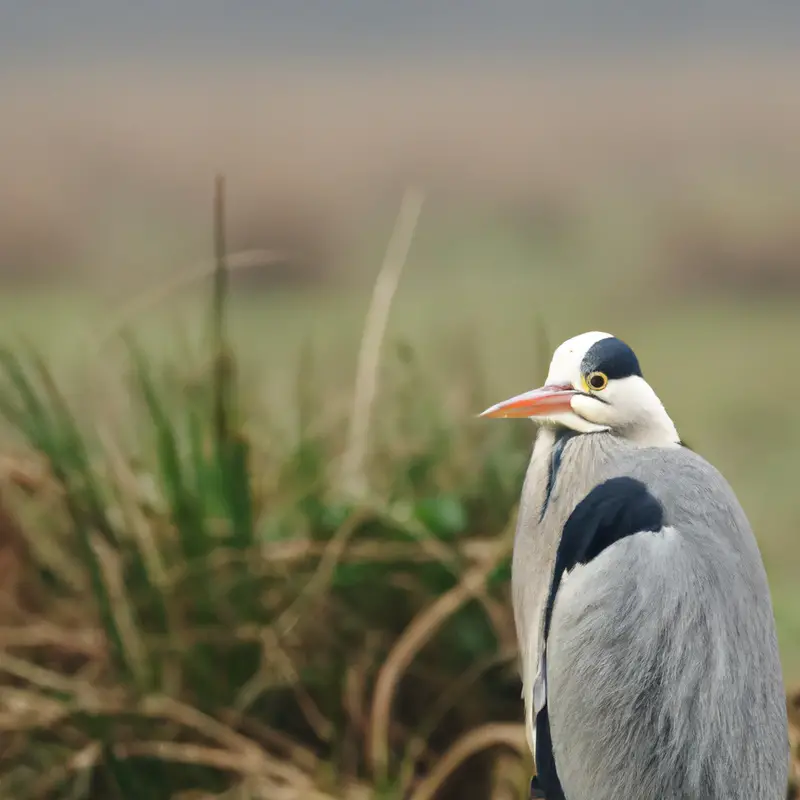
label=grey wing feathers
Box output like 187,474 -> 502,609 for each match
545,450 -> 788,799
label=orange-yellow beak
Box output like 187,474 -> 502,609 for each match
479,385 -> 577,419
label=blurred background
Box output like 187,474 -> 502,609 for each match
1,3 -> 799,798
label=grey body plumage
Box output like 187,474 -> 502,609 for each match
482,331 -> 789,799
520,431 -> 787,799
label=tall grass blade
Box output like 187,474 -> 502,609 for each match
125,335 -> 211,564
0,347 -> 142,688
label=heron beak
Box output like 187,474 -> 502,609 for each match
479,385 -> 577,419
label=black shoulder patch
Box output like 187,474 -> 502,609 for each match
533,477 -> 664,798
548,477 -> 664,627
580,336 -> 642,381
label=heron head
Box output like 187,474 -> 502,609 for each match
479,331 -> 680,446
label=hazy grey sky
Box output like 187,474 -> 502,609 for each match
1,1 -> 798,66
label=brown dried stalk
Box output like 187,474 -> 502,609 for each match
340,187 -> 425,498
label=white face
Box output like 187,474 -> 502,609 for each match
481,331 -> 680,446
542,331 -> 617,434
548,332 -> 679,444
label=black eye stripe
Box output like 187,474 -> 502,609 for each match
575,390 -> 610,405
581,337 -> 642,381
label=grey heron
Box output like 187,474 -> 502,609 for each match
480,331 -> 788,799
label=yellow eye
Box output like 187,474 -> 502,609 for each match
586,371 -> 608,391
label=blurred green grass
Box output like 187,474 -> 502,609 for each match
0,207 -> 797,798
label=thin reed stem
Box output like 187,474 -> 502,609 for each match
341,187 -> 425,498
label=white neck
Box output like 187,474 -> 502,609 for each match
618,380 -> 681,447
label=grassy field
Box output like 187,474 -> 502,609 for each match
0,198 -> 798,798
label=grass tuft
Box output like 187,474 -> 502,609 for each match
0,181 -> 535,799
